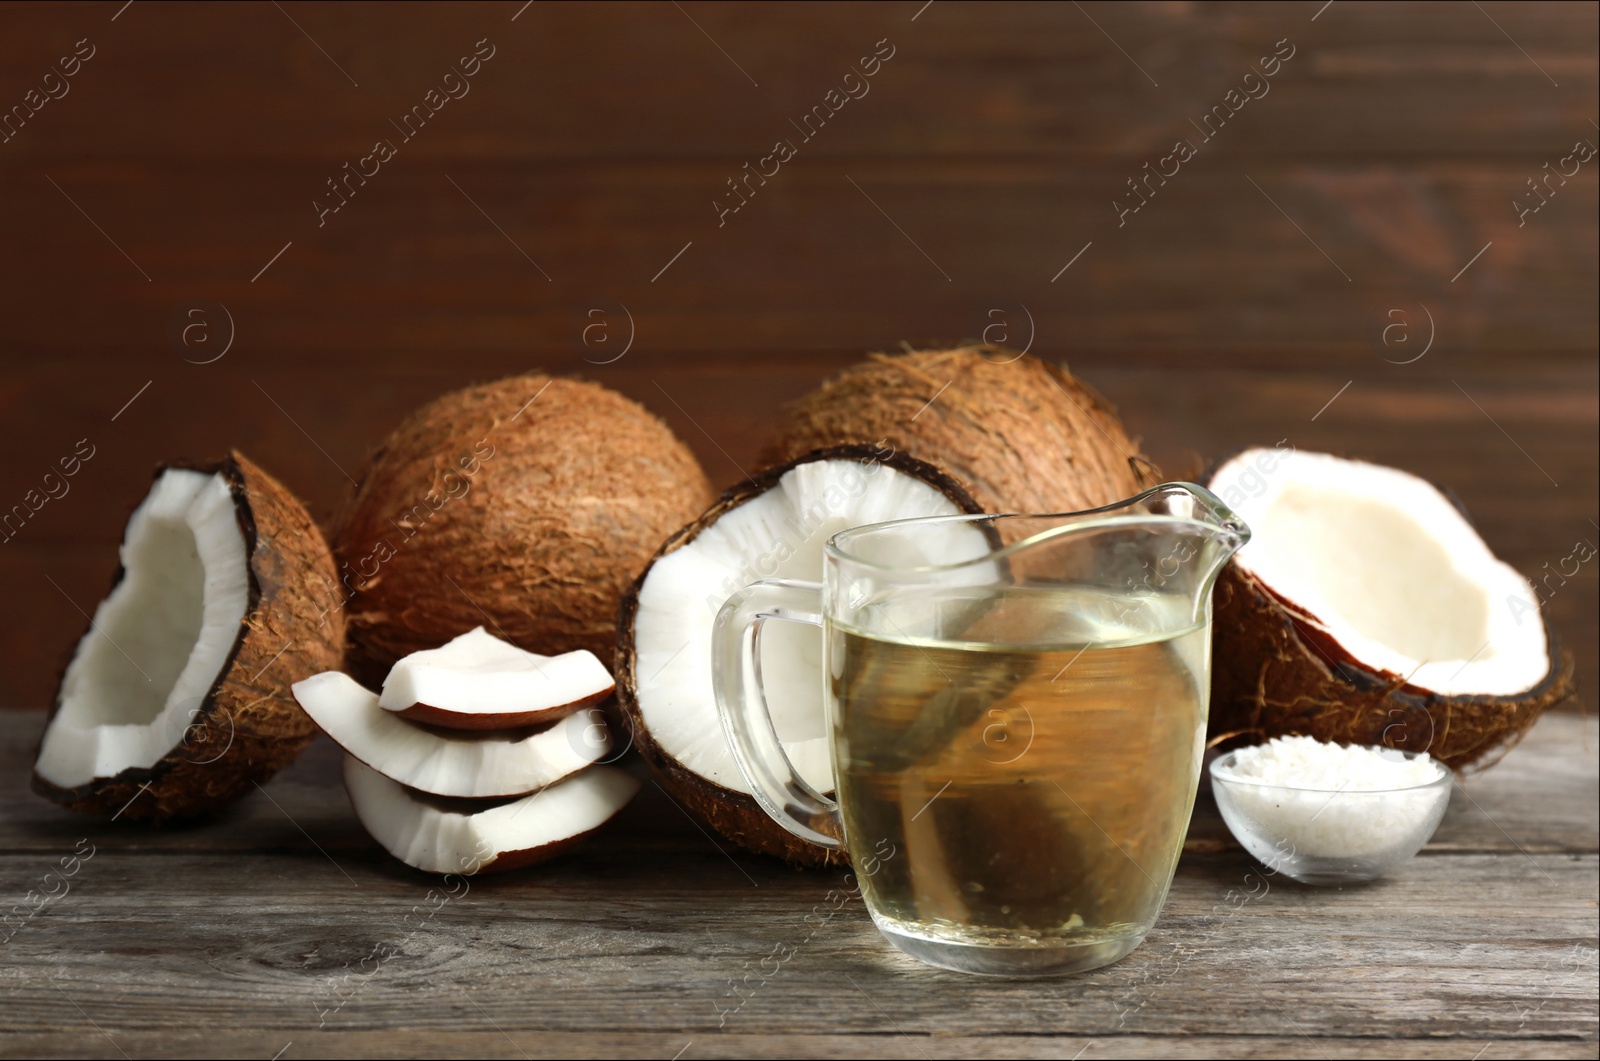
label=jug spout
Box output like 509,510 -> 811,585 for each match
822,482 -> 1252,636
1113,486 -> 1248,633
1051,481 -> 1250,633
1141,482 -> 1251,588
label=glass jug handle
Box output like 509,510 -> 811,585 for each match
712,578 -> 842,850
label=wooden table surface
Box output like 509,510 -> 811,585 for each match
1,2 -> 1596,1057
1,709 -> 1595,1059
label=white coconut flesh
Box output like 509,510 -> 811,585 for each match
36,469 -> 250,789
379,626 -> 614,727
343,755 -> 640,874
294,671 -> 609,798
1210,449 -> 1549,697
632,458 -> 987,797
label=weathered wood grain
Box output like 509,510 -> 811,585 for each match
0,849 -> 1593,1043
0,1032 -> 1594,1061
0,714 -> 1594,1054
0,162 -> 1593,360
0,1 -> 1592,160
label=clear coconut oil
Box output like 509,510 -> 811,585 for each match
828,585 -> 1208,966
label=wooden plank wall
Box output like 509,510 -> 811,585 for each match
0,1 -> 1594,711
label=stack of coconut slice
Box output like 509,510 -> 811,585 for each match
294,627 -> 638,875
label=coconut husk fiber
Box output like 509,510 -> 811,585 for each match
762,345 -> 1160,516
1209,562 -> 1577,772
332,373 -> 714,686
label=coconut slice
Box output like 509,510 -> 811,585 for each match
1206,447 -> 1575,768
33,453 -> 344,820
294,671 -> 610,798
378,626 -> 614,730
616,445 -> 987,866
343,755 -> 639,874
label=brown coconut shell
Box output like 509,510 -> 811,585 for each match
761,345 -> 1160,515
33,452 -> 345,821
478,824 -> 611,875
393,682 -> 614,731
615,445 -> 986,868
331,374 -> 713,685
1203,454 -> 1578,771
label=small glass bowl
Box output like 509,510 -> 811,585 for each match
1209,748 -> 1453,886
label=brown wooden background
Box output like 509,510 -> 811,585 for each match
0,0 -> 1594,715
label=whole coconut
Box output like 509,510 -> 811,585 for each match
333,374 -> 713,683
762,345 -> 1159,514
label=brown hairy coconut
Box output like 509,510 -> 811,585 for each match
762,345 -> 1159,515
332,374 -> 712,685
617,445 -> 985,867
33,452 -> 344,821
1205,447 -> 1576,770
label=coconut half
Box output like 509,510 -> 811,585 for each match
294,671 -> 610,798
616,445 -> 985,866
762,346 -> 1159,514
1206,447 -> 1575,768
378,626 -> 614,730
33,453 -> 344,820
343,755 -> 639,874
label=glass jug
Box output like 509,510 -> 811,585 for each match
713,483 -> 1249,975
